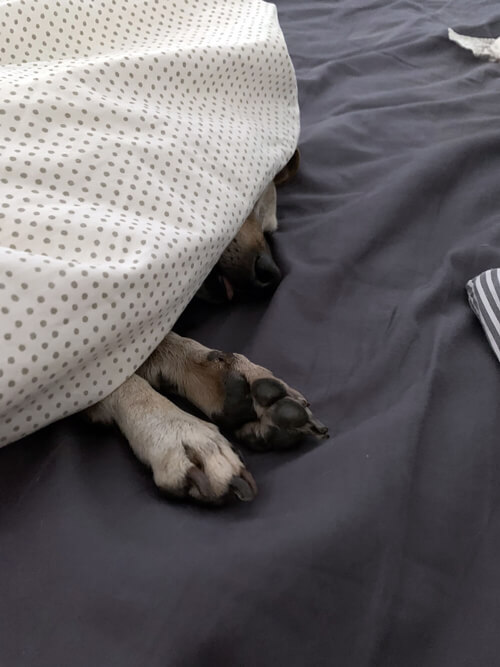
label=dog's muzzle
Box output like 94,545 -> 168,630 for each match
197,253 -> 282,304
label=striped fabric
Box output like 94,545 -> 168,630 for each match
467,270 -> 500,361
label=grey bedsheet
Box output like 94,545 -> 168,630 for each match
2,1 -> 500,665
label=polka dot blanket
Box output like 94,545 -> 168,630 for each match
0,0 -> 299,446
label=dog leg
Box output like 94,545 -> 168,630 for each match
138,333 -> 328,451
88,374 -> 256,503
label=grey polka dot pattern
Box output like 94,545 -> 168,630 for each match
0,0 -> 299,445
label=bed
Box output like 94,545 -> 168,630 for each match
2,0 -> 500,665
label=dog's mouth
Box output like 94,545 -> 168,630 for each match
197,254 -> 282,305
196,267 -> 235,304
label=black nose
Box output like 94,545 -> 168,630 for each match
253,253 -> 281,288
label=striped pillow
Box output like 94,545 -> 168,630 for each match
467,270 -> 500,360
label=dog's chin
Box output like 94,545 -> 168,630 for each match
196,267 -> 277,304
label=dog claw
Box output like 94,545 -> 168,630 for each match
240,468 -> 258,495
186,466 -> 216,502
307,415 -> 329,439
229,472 -> 257,502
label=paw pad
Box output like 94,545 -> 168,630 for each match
252,378 -> 287,407
272,397 -> 308,428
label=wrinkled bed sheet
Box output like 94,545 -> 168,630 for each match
3,1 -> 500,665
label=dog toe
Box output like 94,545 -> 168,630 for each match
271,397 -> 309,428
185,465 -> 218,503
151,417 -> 257,504
232,384 -> 328,451
252,378 -> 287,407
203,352 -> 328,452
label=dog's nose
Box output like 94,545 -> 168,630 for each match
253,253 -> 281,288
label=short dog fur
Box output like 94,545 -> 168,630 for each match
87,149 -> 329,504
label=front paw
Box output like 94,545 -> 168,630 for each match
148,415 -> 257,503
213,357 -> 329,451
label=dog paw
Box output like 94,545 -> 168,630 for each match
214,355 -> 329,451
148,414 -> 257,503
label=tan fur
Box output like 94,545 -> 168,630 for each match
88,373 -> 246,500
86,151 -> 318,503
218,214 -> 269,281
137,332 -> 226,417
137,332 -> 307,418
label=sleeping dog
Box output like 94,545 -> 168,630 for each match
87,150 -> 328,504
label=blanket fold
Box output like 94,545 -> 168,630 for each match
0,0 -> 299,445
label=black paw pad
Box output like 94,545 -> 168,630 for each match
220,373 -> 257,429
252,378 -> 287,407
272,398 -> 308,429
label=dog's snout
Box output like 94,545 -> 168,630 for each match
253,254 -> 281,288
